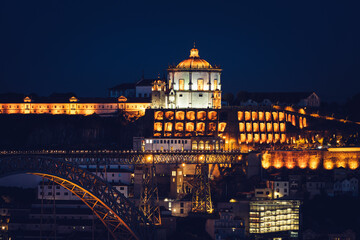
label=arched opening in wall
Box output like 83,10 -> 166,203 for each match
208,111 -> 217,120
192,140 -> 198,150
209,122 -> 216,132
205,141 -> 210,150
154,111 -> 163,120
165,122 -> 173,132
267,123 -> 273,132
299,117 -> 303,129
239,122 -> 245,132
197,111 -> 206,121
279,112 -> 285,121
246,122 -> 252,132
259,112 -> 265,121
252,111 -> 258,121
245,111 -> 251,121
254,134 -> 260,143
175,111 -> 185,120
186,111 -> 195,121
280,134 -> 286,143
253,122 -> 259,132
267,134 -> 273,143
272,112 -> 278,121
265,112 -> 271,121
196,122 -> 205,132
198,141 -> 204,150
240,134 -> 246,143
291,115 -> 296,126
274,134 -> 280,143
261,134 -> 267,143
273,123 -> 279,132
247,133 -> 253,143
154,122 -> 162,132
186,122 -> 194,132
238,111 -> 244,121
260,122 -> 266,132
303,117 -> 307,128
280,123 -> 286,132
218,123 -> 227,132
175,122 -> 184,131
165,111 -> 174,120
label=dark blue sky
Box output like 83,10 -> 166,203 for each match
1,0 -> 359,102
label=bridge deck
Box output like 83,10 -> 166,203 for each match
0,150 -> 246,165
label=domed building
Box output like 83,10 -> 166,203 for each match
152,46 -> 222,109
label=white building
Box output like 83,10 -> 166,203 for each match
152,46 -> 222,109
267,180 -> 289,199
133,137 -> 192,151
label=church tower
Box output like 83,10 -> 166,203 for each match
166,46 -> 222,109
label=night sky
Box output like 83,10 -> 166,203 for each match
1,0 -> 359,102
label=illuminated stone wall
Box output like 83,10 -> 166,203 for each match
153,109 -> 222,137
261,149 -> 360,170
238,109 -> 306,144
0,97 -> 150,117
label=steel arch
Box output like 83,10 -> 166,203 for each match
0,157 -> 152,240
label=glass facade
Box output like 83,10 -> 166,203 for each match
249,200 -> 300,234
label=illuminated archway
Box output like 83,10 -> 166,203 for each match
0,157 -> 151,240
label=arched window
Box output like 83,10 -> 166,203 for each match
179,79 -> 184,90
197,79 -> 204,91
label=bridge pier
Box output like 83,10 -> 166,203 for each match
139,165 -> 161,225
191,164 -> 213,213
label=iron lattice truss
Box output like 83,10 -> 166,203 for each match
191,164 -> 213,213
0,150 -> 245,165
0,157 -> 152,240
139,165 -> 161,225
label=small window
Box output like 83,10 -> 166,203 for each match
199,94 -> 203,97
179,94 -> 183,97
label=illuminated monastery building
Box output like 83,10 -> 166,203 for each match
0,46 -> 328,147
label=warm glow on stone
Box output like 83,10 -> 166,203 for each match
348,158 -> 359,170
323,159 -> 334,170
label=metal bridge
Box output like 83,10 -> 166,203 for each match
0,150 -> 245,165
0,156 -> 152,240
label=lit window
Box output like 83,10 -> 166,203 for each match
179,79 -> 185,90
214,79 -> 218,90
172,171 -> 176,176
197,79 -> 204,91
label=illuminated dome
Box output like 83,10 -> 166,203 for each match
176,48 -> 212,69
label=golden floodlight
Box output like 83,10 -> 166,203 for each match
145,154 -> 153,163
348,158 -> 359,170
323,158 -> 334,170
198,155 -> 205,162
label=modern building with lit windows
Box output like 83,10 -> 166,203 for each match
249,200 -> 300,240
